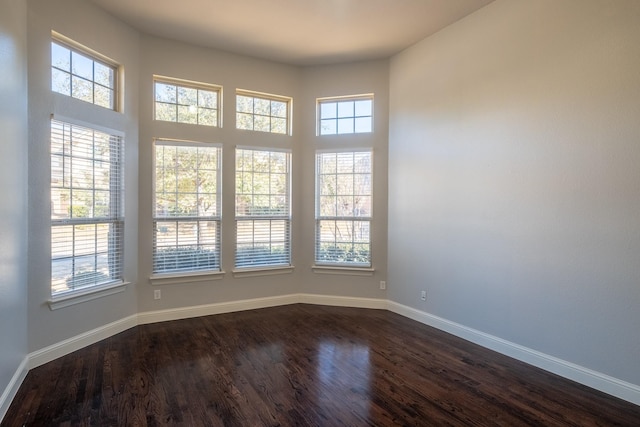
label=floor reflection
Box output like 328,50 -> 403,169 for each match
317,339 -> 371,420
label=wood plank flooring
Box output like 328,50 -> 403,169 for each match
3,304 -> 639,426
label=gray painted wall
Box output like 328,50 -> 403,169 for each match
388,0 -> 640,385
0,0 -> 28,415
27,0 -> 140,352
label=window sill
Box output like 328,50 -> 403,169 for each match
232,265 -> 295,278
48,280 -> 129,310
312,265 -> 375,276
150,270 -> 225,286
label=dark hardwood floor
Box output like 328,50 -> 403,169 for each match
3,304 -> 639,426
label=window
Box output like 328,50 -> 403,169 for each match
315,150 -> 372,266
154,77 -> 221,126
50,119 -> 124,294
235,148 -> 291,268
318,95 -> 373,135
51,36 -> 117,110
236,90 -> 291,135
153,140 -> 221,274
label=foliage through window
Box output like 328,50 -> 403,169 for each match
236,91 -> 290,135
154,140 -> 221,273
154,77 -> 220,126
315,150 -> 372,266
235,148 -> 291,268
318,95 -> 373,135
51,36 -> 117,110
50,119 -> 124,294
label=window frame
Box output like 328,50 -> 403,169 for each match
314,149 -> 373,268
153,76 -> 222,127
151,139 -> 223,278
50,117 -> 125,297
317,94 -> 374,136
51,32 -> 119,111
235,89 -> 292,135
234,146 -> 292,272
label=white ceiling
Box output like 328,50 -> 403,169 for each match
89,0 -> 494,66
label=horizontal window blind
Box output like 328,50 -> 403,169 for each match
315,150 -> 372,266
235,148 -> 291,268
51,119 -> 124,294
153,140 -> 221,273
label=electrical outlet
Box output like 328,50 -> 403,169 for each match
421,290 -> 426,301
380,281 -> 386,290
154,289 -> 161,300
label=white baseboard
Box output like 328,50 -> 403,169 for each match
19,295 -> 640,409
387,301 -> 640,406
0,357 -> 28,422
137,294 -> 301,325
28,314 -> 138,369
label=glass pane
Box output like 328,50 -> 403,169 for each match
198,107 -> 217,126
271,100 -> 287,118
354,99 -> 372,116
71,51 -> 93,80
177,86 -> 197,106
320,102 -> 337,119
155,102 -> 177,122
51,42 -> 71,71
254,115 -> 270,132
72,76 -> 93,103
254,98 -> 270,116
320,119 -> 336,135
155,82 -> 176,103
52,69 -> 71,95
177,105 -> 198,124
94,85 -> 113,109
337,101 -> 354,118
236,112 -> 253,130
271,117 -> 287,134
94,62 -> 113,88
198,90 -> 217,108
337,118 -> 354,134
236,95 -> 253,113
355,117 -> 372,133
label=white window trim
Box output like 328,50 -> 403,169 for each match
51,31 -> 120,111
48,280 -> 129,310
152,139 -> 223,276
150,270 -> 225,286
153,75 -> 223,127
316,93 -> 374,136
235,146 -> 292,270
314,148 -> 374,268
232,265 -> 295,278
50,116 -> 126,298
235,89 -> 293,136
311,265 -> 375,276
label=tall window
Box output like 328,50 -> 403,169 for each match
235,148 -> 291,268
154,77 -> 221,126
153,141 -> 221,274
50,119 -> 124,294
236,90 -> 291,135
318,95 -> 373,135
51,36 -> 117,110
315,150 -> 372,266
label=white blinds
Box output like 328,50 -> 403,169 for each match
235,147 -> 291,268
50,119 -> 124,294
153,140 -> 221,273
315,150 -> 372,266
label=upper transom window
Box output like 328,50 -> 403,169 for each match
51,34 -> 118,110
318,95 -> 373,135
236,90 -> 291,135
154,76 -> 221,127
